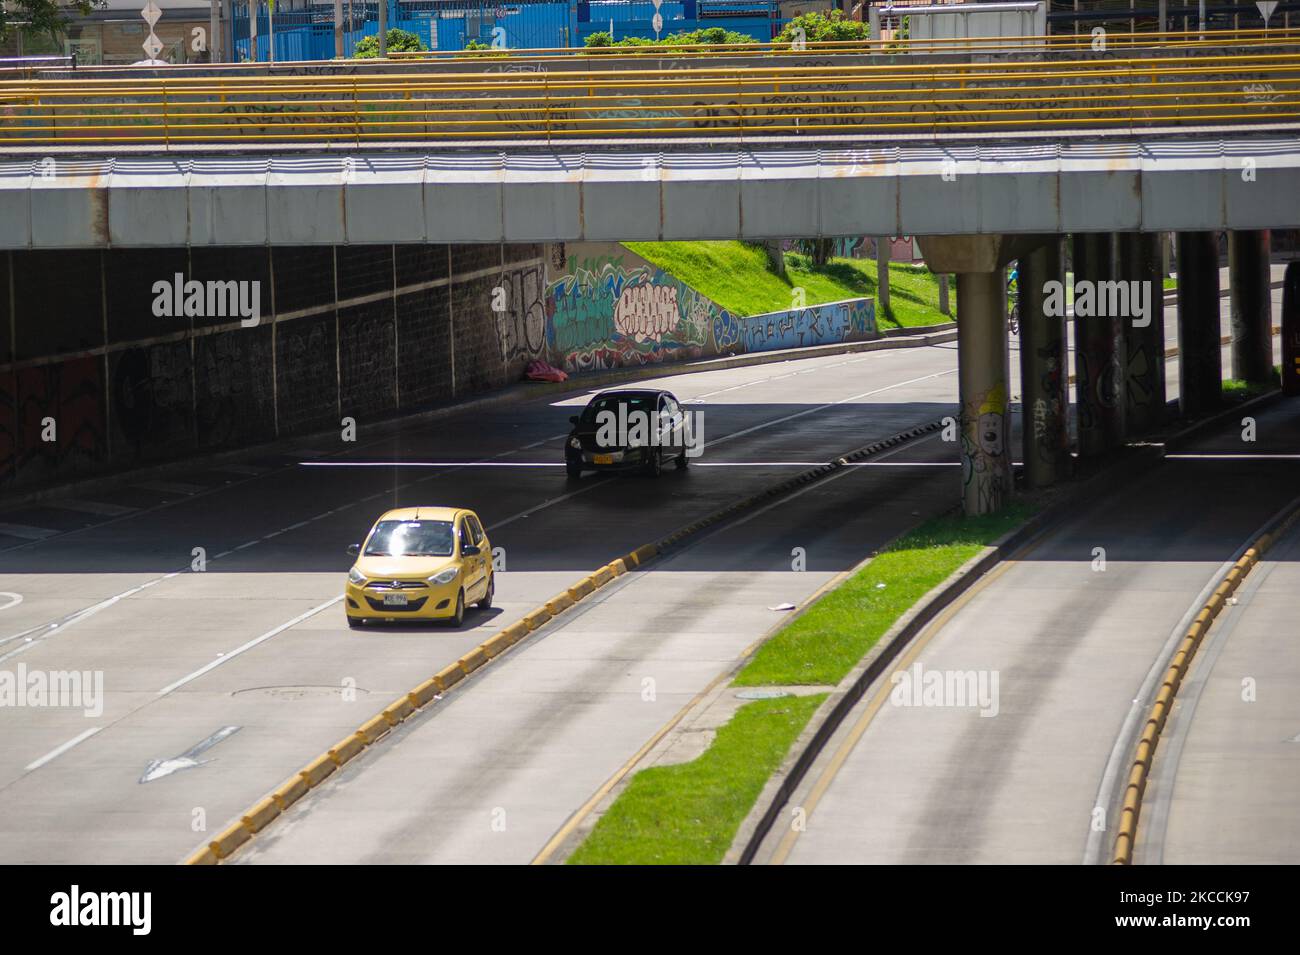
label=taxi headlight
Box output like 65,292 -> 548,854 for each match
428,567 -> 459,585
348,567 -> 367,586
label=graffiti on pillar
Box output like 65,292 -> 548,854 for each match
1030,343 -> 1066,466
962,382 -> 1008,514
1125,339 -> 1157,414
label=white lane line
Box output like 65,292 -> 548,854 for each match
134,481 -> 210,496
703,368 -> 958,451
55,500 -> 138,517
300,461 -> 566,467
25,727 -> 102,772
156,597 -> 343,696
0,522 -> 60,541
1165,453 -> 1300,460
845,461 -> 963,466
0,585 -> 150,660
215,465 -> 270,476
0,592 -> 22,611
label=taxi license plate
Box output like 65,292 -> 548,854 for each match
383,594 -> 409,607
593,454 -> 614,465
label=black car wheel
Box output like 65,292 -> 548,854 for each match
477,574 -> 494,610
675,450 -> 689,470
566,457 -> 583,479
644,449 -> 662,477
443,589 -> 465,628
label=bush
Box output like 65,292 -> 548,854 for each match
462,38 -> 509,56
351,28 -> 425,58
776,10 -> 870,45
582,26 -> 757,51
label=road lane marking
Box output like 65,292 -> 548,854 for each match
0,592 -> 21,611
1165,453 -> 1300,460
55,500 -> 138,517
133,481 -> 210,495
25,727 -> 102,772
766,530 -> 1050,865
701,368 -> 958,451
141,726 -> 241,783
0,522 -> 59,541
156,597 -> 343,696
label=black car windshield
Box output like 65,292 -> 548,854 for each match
364,520 -> 454,557
579,394 -> 657,429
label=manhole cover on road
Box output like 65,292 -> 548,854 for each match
231,685 -> 369,701
736,689 -> 791,701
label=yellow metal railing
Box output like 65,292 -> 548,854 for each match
386,26 -> 1300,61
3,46 -> 1300,145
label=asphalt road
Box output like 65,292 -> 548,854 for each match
0,337 -> 965,863
0,279 -> 1276,864
1139,485 -> 1300,864
760,396 -> 1300,865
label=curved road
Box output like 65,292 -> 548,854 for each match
756,397 -> 1300,865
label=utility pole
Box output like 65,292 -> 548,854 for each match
379,0 -> 387,57
335,0 -> 343,57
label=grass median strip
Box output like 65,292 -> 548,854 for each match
736,503 -> 1038,687
568,693 -> 826,866
567,502 -> 1038,864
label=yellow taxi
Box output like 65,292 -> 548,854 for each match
344,507 -> 493,628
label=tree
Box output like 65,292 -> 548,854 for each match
1,1 -> 100,43
351,28 -> 425,58
775,10 -> 870,45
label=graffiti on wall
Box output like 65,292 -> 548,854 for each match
546,247 -> 878,373
0,357 -> 107,485
546,254 -> 720,373
495,262 -> 548,369
741,298 -> 876,354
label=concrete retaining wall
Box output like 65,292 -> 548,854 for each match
0,239 -> 874,491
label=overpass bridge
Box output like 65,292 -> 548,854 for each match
0,30 -> 1296,515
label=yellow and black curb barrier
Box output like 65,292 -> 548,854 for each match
1111,500 -> 1300,865
184,417 -> 946,864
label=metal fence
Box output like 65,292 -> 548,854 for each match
230,0 -> 785,60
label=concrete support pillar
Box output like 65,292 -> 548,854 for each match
1118,232 -> 1166,435
1176,231 -> 1223,415
876,237 -> 891,313
1228,230 -> 1273,385
1283,261 -> 1300,397
956,271 -> 1012,515
1072,233 -> 1126,456
1018,237 -> 1069,488
918,233 -> 1051,515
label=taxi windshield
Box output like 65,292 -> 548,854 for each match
364,520 -> 455,557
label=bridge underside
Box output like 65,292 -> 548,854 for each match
2,130 -> 1298,248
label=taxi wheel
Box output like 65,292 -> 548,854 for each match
644,449 -> 662,477
675,450 -> 689,470
477,574 -> 494,610
566,459 -> 583,479
444,589 -> 465,628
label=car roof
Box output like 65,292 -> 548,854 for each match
375,506 -> 466,523
588,388 -> 671,401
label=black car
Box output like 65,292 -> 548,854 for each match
565,388 -> 692,478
